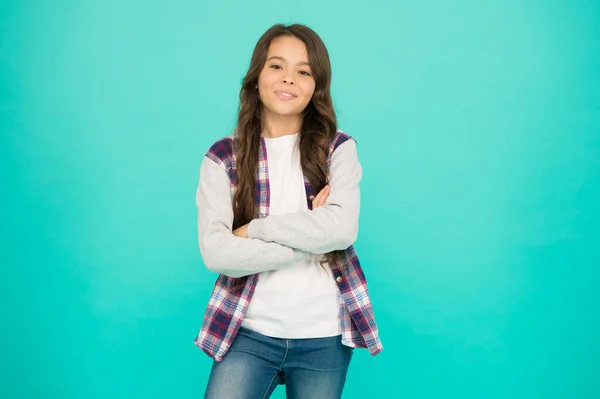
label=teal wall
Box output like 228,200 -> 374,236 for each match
2,1 -> 599,398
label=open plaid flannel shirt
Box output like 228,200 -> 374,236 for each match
194,130 -> 383,361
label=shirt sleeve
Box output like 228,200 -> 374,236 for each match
196,156 -> 310,278
247,139 -> 361,254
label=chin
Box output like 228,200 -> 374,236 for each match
267,105 -> 305,118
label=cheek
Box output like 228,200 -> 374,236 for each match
257,81 -> 268,102
259,68 -> 278,85
257,75 -> 278,100
257,75 -> 267,92
302,82 -> 316,102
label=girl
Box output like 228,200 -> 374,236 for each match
194,23 -> 383,399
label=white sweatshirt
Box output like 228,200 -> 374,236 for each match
195,135 -> 362,312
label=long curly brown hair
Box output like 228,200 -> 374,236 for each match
231,24 -> 343,287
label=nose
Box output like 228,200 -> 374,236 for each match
282,78 -> 295,85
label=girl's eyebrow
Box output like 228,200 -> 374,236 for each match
266,56 -> 310,67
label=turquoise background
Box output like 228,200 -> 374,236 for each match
2,0 -> 599,398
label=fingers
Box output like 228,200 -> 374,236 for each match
232,224 -> 249,238
313,187 -> 324,205
312,185 -> 330,209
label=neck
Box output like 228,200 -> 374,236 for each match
261,111 -> 302,138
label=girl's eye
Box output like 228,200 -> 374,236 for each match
299,70 -> 312,76
270,64 -> 282,70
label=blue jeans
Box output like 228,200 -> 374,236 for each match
204,326 -> 354,399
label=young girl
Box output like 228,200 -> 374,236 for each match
194,23 -> 383,399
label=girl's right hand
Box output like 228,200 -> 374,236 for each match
312,185 -> 330,209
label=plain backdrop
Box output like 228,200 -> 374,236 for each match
1,1 -> 599,398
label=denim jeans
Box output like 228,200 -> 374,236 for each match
204,326 -> 354,399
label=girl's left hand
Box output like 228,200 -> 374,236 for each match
312,185 -> 330,209
233,224 -> 249,238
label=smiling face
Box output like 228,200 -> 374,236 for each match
257,35 -> 316,125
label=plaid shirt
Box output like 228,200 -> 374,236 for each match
194,130 -> 383,361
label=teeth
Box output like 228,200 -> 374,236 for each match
280,92 -> 293,97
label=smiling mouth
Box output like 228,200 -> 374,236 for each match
275,91 -> 298,100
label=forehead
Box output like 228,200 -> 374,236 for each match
267,36 -> 309,62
